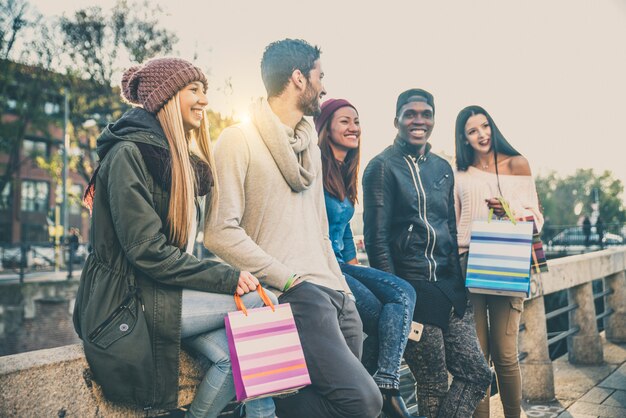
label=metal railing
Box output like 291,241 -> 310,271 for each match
518,248 -> 626,401
0,241 -> 86,283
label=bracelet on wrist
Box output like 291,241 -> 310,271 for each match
283,274 -> 298,292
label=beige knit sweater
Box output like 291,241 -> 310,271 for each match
203,98 -> 349,295
454,166 -> 544,254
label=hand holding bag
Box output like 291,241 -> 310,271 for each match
465,198 -> 534,297
225,286 -> 311,401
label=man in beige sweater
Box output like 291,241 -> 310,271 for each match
204,39 -> 382,418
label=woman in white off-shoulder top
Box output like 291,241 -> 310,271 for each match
454,105 -> 543,418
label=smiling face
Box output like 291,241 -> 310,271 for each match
394,99 -> 434,148
464,113 -> 492,156
298,59 -> 327,117
328,106 -> 360,155
178,81 -> 208,131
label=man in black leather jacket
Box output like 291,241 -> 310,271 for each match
362,89 -> 491,418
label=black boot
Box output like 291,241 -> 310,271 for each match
381,389 -> 425,418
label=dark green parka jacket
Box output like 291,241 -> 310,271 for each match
73,108 -> 240,409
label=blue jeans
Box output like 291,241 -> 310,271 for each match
181,289 -> 278,418
340,263 -> 417,390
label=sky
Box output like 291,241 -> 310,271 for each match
32,0 -> 626,202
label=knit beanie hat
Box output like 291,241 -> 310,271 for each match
395,88 -> 435,117
314,98 -> 358,135
121,57 -> 208,114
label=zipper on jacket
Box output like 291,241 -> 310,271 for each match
412,157 -> 439,280
87,293 -> 134,341
403,155 -> 438,281
404,223 -> 414,250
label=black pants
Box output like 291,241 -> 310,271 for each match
403,303 -> 492,418
273,282 -> 383,418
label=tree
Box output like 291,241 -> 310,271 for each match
536,169 -> 626,239
60,0 -> 178,86
0,0 -> 27,60
49,0 -> 177,184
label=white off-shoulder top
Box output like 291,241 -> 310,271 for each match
454,166 -> 544,253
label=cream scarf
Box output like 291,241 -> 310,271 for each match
250,98 -> 318,192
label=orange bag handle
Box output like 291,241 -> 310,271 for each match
234,286 -> 275,316
530,246 -> 540,274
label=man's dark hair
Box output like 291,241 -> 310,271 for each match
261,39 -> 321,97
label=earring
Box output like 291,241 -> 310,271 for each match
464,141 -> 469,146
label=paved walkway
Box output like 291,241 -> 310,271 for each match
489,336 -> 626,418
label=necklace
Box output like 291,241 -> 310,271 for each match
475,160 -> 492,170
476,155 -> 494,170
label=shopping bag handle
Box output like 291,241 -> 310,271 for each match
488,197 -> 517,225
234,286 -> 275,316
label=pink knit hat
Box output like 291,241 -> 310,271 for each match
314,98 -> 358,135
121,57 -> 208,114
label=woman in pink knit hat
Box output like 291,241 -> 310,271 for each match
74,57 -> 276,418
315,99 -> 421,418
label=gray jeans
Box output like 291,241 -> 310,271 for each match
272,281 -> 383,418
403,303 -> 491,418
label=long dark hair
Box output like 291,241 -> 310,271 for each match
455,105 -> 523,197
455,105 -> 522,172
318,115 -> 360,205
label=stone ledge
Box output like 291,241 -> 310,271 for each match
540,248 -> 626,297
0,343 -> 205,417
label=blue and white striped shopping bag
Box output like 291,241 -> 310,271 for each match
465,219 -> 534,297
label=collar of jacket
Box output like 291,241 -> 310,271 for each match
393,137 -> 432,160
97,107 -> 169,159
84,108 -> 211,213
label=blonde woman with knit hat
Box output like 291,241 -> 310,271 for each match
454,105 -> 543,418
73,57 -> 276,418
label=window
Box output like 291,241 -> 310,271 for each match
1,182 -> 11,210
44,102 -> 60,115
21,180 -> 49,212
23,139 -> 48,157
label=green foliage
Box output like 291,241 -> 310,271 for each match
61,7 -> 112,84
60,0 -> 178,85
206,110 -> 237,142
536,169 -> 626,229
0,0 -> 28,59
115,0 -> 178,64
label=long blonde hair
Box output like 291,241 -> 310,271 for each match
157,92 -> 218,249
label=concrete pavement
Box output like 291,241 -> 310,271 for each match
489,336 -> 626,418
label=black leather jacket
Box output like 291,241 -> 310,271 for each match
363,138 -> 466,328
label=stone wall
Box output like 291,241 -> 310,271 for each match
0,344 -> 205,417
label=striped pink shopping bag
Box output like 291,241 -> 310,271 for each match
225,286 -> 311,401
